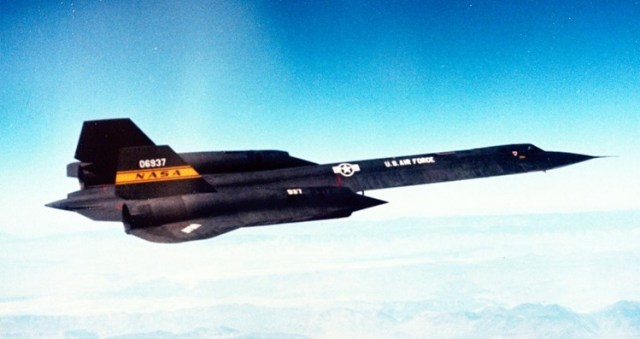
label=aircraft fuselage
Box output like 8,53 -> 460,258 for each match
46,119 -> 596,243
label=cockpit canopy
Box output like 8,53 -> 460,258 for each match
505,144 -> 544,159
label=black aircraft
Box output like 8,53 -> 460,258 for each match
47,119 -> 596,243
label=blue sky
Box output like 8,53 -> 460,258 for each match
1,1 -> 639,336
1,0 -> 638,227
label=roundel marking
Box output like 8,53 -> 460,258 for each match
332,163 -> 361,177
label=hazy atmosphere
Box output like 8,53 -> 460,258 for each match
1,1 -> 639,337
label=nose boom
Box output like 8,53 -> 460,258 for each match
543,151 -> 598,170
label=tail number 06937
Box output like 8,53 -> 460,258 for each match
139,158 -> 166,168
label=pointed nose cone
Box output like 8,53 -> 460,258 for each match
545,152 -> 598,169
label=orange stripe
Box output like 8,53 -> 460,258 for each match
116,165 -> 195,175
115,166 -> 201,185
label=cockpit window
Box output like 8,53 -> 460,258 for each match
526,145 -> 543,153
511,144 -> 543,159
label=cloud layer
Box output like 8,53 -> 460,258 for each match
2,210 -> 639,336
2,301 -> 639,338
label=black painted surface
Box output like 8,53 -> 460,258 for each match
46,119 -> 596,243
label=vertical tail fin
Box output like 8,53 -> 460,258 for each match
115,145 -> 215,199
73,119 -> 155,187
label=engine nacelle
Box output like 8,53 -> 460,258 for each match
120,187 -> 387,239
123,196 -> 189,231
122,193 -> 225,232
70,150 -> 314,190
180,150 -> 315,174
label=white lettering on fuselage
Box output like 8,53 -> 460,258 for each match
287,188 -> 303,195
384,156 -> 436,168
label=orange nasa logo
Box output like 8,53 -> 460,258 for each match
115,166 -> 201,185
134,168 -> 184,180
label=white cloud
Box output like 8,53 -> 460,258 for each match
2,301 -> 639,338
2,211 -> 638,318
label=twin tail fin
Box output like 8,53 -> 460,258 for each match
71,119 -> 214,198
